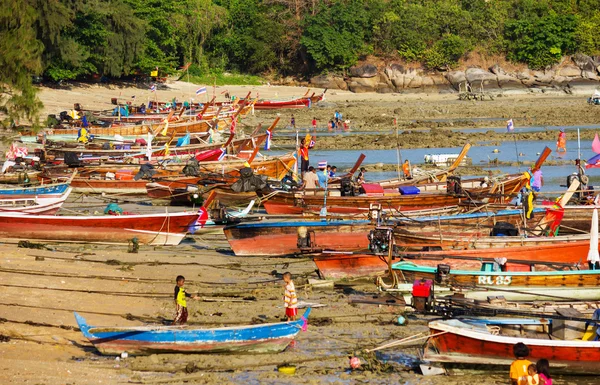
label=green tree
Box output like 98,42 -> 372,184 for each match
505,11 -> 578,69
0,1 -> 44,127
301,0 -> 374,71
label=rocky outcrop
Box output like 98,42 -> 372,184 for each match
310,55 -> 600,95
310,74 -> 348,90
349,63 -> 378,78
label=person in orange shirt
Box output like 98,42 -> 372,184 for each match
510,343 -> 532,385
299,138 -> 309,177
402,159 -> 411,179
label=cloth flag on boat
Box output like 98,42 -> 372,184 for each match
218,147 -> 226,161
196,87 -> 207,95
176,133 -> 190,147
304,133 -> 315,149
264,129 -> 272,150
160,119 -> 169,136
586,133 -> 600,168
5,142 -> 28,160
506,119 -> 514,132
230,118 -> 237,134
150,84 -> 156,92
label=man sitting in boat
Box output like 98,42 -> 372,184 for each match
301,166 -> 320,193
173,275 -> 199,325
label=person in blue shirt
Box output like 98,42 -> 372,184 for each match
317,163 -> 328,187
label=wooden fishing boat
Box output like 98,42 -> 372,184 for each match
394,261 -> 600,288
377,144 -> 471,188
0,181 -> 71,197
313,252 -> 389,279
45,118 -> 277,165
393,227 -> 592,251
0,210 -> 203,245
224,219 -> 373,256
0,188 -> 72,215
74,308 -> 311,355
394,208 -> 545,234
0,171 -> 42,184
39,168 -> 196,195
263,192 -> 462,215
424,317 -> 600,374
150,89 -> 326,111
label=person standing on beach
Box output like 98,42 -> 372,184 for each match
299,138 -> 309,177
282,272 -> 298,321
532,169 -> 543,192
510,342 -> 532,385
312,117 -> 317,131
173,275 -> 199,325
290,114 -> 296,129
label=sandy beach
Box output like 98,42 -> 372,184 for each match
2,83 -> 599,384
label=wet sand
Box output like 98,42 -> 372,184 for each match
2,83 -> 599,383
0,228 -> 428,384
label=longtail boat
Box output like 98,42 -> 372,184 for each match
0,188 -> 71,215
424,317 -> 600,374
393,227 -> 593,251
74,309 -> 310,355
393,261 -> 600,289
0,181 -> 71,197
149,89 -> 326,111
263,193 -> 462,215
224,219 -> 372,256
377,144 -> 472,188
313,252 -> 389,279
0,210 -> 202,245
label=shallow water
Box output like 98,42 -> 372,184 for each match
270,140 -> 599,194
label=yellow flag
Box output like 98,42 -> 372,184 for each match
164,142 -> 170,157
151,70 -> 158,77
160,120 -> 169,136
304,133 -> 311,144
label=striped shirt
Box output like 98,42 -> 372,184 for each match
284,281 -> 298,308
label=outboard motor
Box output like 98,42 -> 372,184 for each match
59,111 -> 72,122
490,221 -> 519,237
412,279 -> 434,312
368,203 -> 382,225
182,159 -> 200,176
134,163 -> 157,180
435,264 -> 451,285
297,226 -> 311,249
368,227 -> 392,255
340,177 -> 354,196
447,176 -> 462,195
64,152 -> 81,167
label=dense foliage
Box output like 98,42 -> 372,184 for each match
4,0 -> 600,125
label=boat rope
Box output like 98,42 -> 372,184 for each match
0,266 -> 283,286
366,331 -> 449,352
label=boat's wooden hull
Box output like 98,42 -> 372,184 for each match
0,188 -> 71,215
394,228 -> 590,251
75,309 -> 310,355
263,193 -> 461,215
394,262 -> 600,287
426,319 -> 600,374
398,240 -> 593,269
313,252 -> 389,279
223,220 -> 372,256
0,182 -> 70,198
0,211 -> 201,245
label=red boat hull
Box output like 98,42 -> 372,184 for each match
223,221 -> 372,256
313,253 -> 389,279
0,212 -> 201,245
427,320 -> 600,374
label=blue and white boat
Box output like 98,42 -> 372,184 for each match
74,309 -> 310,355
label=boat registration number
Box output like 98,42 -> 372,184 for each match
477,276 -> 512,285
